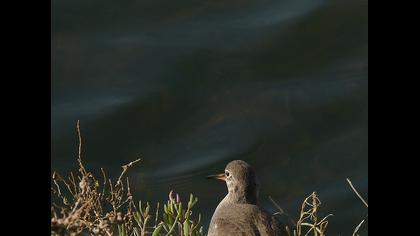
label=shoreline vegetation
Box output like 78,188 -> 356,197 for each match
51,121 -> 367,236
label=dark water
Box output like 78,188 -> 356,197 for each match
52,0 -> 368,234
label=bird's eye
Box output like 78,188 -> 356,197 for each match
225,171 -> 230,177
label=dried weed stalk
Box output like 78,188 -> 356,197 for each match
51,121 -> 203,236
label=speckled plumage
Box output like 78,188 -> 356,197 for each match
208,160 -> 286,236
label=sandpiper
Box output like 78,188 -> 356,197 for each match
207,160 -> 286,236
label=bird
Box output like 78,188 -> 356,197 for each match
207,160 -> 286,236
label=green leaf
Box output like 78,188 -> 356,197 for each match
121,225 -> 127,236
146,202 -> 150,215
170,203 -> 174,214
139,201 -> 144,218
183,219 -> 191,236
164,204 -> 168,214
177,203 -> 183,220
191,214 -> 201,231
134,211 -> 143,225
163,213 -> 169,225
152,224 -> 163,236
118,224 -> 126,236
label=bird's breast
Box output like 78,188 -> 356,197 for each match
208,202 -> 260,236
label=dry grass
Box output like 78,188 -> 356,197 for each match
271,192 -> 332,236
51,121 -> 203,236
346,178 -> 368,236
294,192 -> 332,236
270,181 -> 368,236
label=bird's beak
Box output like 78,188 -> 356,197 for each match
206,173 -> 226,182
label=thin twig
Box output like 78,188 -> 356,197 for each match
117,158 -> 141,185
155,202 -> 160,228
268,196 -> 284,214
76,120 -> 87,175
101,168 -> 107,198
352,219 -> 365,236
268,196 -> 296,226
346,178 -> 368,208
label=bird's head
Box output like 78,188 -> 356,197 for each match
207,160 -> 259,204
